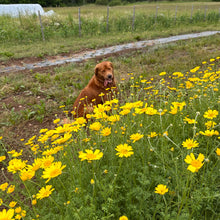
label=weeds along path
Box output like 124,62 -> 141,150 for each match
1,31 -> 220,74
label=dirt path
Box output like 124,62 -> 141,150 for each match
1,31 -> 219,74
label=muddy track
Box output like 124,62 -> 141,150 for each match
1,31 -> 220,74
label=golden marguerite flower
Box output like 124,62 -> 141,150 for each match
7,185 -> 15,194
155,184 -> 169,195
42,162 -> 66,183
41,156 -> 54,169
184,153 -> 204,173
119,216 -> 128,220
216,148 -> 220,156
101,127 -> 111,137
199,130 -> 219,137
89,122 -> 102,131
203,109 -> 218,119
115,144 -> 134,158
130,133 -> 144,143
0,182 -> 8,191
20,168 -> 35,181
36,185 -> 54,200
78,149 -> 103,162
182,138 -> 199,150
0,156 -> 6,163
0,209 -> 14,220
7,158 -> 27,174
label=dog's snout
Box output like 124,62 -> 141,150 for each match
107,74 -> 113,79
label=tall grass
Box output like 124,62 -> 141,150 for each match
0,8 -> 219,43
0,56 -> 220,219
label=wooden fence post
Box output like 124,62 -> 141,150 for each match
155,6 -> 159,23
18,12 -> 23,27
204,5 -> 207,21
175,5 -> 177,23
107,6 -> 109,33
191,5 -> 194,20
38,11 -> 45,41
78,7 -> 81,37
132,5 -> 135,31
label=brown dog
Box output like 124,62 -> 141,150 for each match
72,61 -> 117,118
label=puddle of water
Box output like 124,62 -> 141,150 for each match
1,31 -> 219,73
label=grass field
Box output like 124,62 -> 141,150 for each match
0,2 -> 220,60
0,1 -> 220,219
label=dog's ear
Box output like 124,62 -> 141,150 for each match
109,61 -> 113,68
95,65 -> 99,76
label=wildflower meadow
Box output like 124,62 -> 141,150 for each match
0,57 -> 220,219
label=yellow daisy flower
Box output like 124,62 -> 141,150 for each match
148,132 -> 158,138
130,133 -> 144,143
9,201 -> 17,208
8,150 -> 23,158
0,156 -> 6,163
115,144 -> 134,158
203,109 -> 218,119
119,216 -> 128,220
20,168 -> 35,181
90,179 -> 95,185
0,209 -> 14,220
42,162 -> 66,183
101,127 -> 111,137
184,153 -> 204,173
36,185 -> 55,200
0,182 -> 9,191
89,122 -> 102,131
216,148 -> 220,156
184,117 -> 197,124
155,184 -> 168,195
199,130 -> 219,137
41,156 -> 54,169
182,138 -> 199,150
205,121 -> 217,129
7,159 -> 27,174
79,149 -> 103,162
7,185 -> 15,194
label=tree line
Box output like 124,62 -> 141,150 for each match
1,0 -> 219,7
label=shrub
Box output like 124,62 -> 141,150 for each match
109,0 -> 122,6
95,0 -> 109,5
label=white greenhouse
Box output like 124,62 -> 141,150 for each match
0,4 -> 54,17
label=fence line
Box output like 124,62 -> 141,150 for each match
69,5 -> 220,40
34,4 -> 220,41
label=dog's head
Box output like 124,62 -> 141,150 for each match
95,61 -> 114,87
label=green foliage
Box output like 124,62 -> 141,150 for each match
0,8 -> 219,44
0,51 -> 14,58
95,0 -> 109,5
1,57 -> 220,219
109,0 -> 122,6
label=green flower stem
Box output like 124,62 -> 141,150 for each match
23,180 -> 38,217
111,158 -> 123,199
49,196 -> 63,214
163,195 -> 168,217
177,173 -> 192,217
58,177 -> 68,199
92,163 -> 97,209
